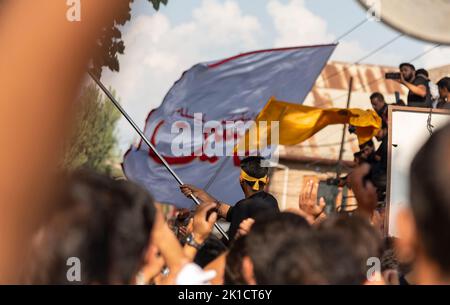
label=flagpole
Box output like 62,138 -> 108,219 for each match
88,71 -> 229,241
336,76 -> 354,178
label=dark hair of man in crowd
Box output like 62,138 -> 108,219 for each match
22,170 -> 156,284
437,77 -> 450,91
370,92 -> 385,102
359,139 -> 375,150
399,63 -> 415,71
381,237 -> 399,273
244,212 -> 310,284
268,230 -> 362,284
318,214 -> 383,284
194,235 -> 227,268
240,156 -> 269,190
409,123 -> 450,276
416,68 -> 429,79
224,236 -> 248,285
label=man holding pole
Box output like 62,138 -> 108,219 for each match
180,156 -> 279,243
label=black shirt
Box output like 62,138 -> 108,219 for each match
375,136 -> 388,172
225,191 -> 279,242
407,76 -> 429,107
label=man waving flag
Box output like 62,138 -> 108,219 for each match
123,44 -> 336,209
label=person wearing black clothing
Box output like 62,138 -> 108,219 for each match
396,63 -> 430,108
225,191 -> 279,241
180,156 -> 279,243
437,77 -> 450,109
370,92 -> 388,126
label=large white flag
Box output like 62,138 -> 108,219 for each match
123,44 -> 336,209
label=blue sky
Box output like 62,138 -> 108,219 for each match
103,0 -> 450,152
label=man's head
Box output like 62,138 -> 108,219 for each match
263,230 -> 363,284
24,170 -> 156,284
359,140 -> 375,160
399,63 -> 416,82
224,236 -> 248,285
242,212 -> 310,284
437,77 -> 450,100
239,156 -> 269,197
354,151 -> 363,165
400,123 -> 450,283
416,68 -> 429,80
370,92 -> 386,114
318,214 -> 383,284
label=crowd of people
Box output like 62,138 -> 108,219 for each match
352,63 -> 450,203
22,115 -> 450,284
18,63 -> 450,286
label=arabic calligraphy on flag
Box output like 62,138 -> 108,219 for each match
123,44 -> 337,209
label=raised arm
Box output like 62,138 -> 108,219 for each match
180,184 -> 231,219
398,74 -> 427,97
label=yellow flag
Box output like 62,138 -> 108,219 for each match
236,97 -> 382,153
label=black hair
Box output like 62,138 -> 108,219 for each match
399,63 -> 416,71
268,230 -> 363,285
318,214 -> 383,283
354,151 -> 362,158
359,139 -> 375,150
23,170 -> 156,284
240,156 -> 269,190
410,123 -> 450,276
244,212 -> 310,284
416,68 -> 429,78
194,235 -> 227,268
437,77 -> 450,91
224,236 -> 248,285
381,237 -> 399,272
370,92 -> 385,102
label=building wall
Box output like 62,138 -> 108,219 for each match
268,160 -> 356,212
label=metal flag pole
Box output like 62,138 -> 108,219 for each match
336,76 -> 354,178
88,71 -> 229,241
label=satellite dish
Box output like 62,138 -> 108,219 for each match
358,0 -> 450,45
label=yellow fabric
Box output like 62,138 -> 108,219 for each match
240,170 -> 268,191
236,97 -> 382,153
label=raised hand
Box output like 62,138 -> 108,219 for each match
180,184 -> 216,203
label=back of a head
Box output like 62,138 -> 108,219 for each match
416,68 -> 429,78
245,212 -> 310,284
410,123 -> 450,276
268,230 -> 362,285
359,139 -> 375,150
194,235 -> 227,268
24,170 -> 156,284
224,236 -> 248,285
318,214 -> 382,283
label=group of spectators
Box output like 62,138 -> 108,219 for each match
22,122 -> 450,284
353,63 -> 450,202
394,63 -> 450,109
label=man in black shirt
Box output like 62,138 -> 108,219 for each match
437,77 -> 450,109
370,92 -> 388,125
180,156 -> 279,243
394,63 -> 430,108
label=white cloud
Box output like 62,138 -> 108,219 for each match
103,0 -> 263,150
267,0 -> 370,63
267,0 -> 333,47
